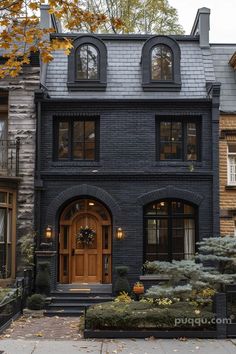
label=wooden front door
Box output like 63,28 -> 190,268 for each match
72,212 -> 102,283
59,198 -> 112,284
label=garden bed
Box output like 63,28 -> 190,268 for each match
84,300 -> 219,338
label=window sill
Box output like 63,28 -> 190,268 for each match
51,161 -> 101,168
67,82 -> 107,91
225,185 -> 236,190
142,82 -> 181,92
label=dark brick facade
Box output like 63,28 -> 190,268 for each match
35,98 -> 220,288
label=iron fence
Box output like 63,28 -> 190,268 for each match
0,268 -> 33,333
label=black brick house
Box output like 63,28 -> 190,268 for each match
35,7 -> 220,289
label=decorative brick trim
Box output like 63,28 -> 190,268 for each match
46,183 -> 121,226
137,185 -> 204,206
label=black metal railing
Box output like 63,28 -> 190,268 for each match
226,285 -> 236,337
0,138 -> 20,177
0,293 -> 22,330
0,268 -> 33,333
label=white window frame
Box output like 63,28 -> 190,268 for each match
227,144 -> 236,186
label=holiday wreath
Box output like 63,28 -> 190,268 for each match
77,226 -> 96,246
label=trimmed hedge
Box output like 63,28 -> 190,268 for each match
86,301 -> 215,330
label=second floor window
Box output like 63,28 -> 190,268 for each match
157,118 -> 200,161
151,44 -> 173,81
55,117 -> 98,161
77,44 -> 99,80
228,144 -> 236,185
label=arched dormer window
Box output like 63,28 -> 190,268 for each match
142,36 -> 181,91
151,44 -> 173,81
68,35 -> 107,91
76,44 -> 99,80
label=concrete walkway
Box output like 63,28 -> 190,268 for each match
0,338 -> 236,354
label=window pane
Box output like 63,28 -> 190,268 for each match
146,219 -> 168,261
228,144 -> 236,153
77,44 -> 98,80
151,45 -> 172,81
73,121 -> 84,142
151,46 -> 162,80
145,201 -> 168,216
85,142 -> 95,160
58,121 -> 69,159
87,45 -> 98,79
228,156 -> 236,185
73,142 -> 84,159
172,218 -> 195,260
160,121 -> 182,160
0,192 -> 7,204
145,200 -> 196,262
8,193 -> 13,205
7,209 -> 12,243
77,45 -> 89,79
187,123 -> 197,160
0,208 -> 6,242
0,119 -> 7,140
85,121 -> 95,142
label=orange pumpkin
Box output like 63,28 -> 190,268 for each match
133,283 -> 144,294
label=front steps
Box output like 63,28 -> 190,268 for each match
44,283 -> 113,317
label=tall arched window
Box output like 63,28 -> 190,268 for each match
76,44 -> 99,80
151,44 -> 173,81
144,200 -> 196,262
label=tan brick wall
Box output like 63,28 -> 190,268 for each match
219,115 -> 236,236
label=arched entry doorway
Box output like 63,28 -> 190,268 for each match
59,198 -> 112,284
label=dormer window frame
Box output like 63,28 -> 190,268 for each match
142,35 -> 181,92
67,35 -> 107,91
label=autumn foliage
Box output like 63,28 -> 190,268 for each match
0,0 -> 118,78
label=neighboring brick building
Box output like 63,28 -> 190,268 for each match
34,7 -> 221,289
212,47 -> 236,236
0,57 -> 40,283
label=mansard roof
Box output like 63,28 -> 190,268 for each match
211,44 -> 236,113
45,33 -> 216,100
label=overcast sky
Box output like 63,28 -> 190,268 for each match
168,0 -> 236,43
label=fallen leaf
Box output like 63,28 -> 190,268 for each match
35,332 -> 43,337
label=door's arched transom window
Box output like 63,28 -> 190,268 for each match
144,200 -> 196,262
151,44 -> 173,81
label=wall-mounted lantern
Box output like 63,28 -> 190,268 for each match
116,227 -> 125,240
45,226 -> 53,240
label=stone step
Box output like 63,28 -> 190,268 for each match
51,291 -> 112,297
44,309 -> 84,317
56,283 -> 112,293
51,296 -> 113,303
46,303 -> 92,310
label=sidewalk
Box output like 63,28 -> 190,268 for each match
0,338 -> 236,354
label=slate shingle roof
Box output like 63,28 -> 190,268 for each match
46,36 -> 216,100
211,44 -> 236,113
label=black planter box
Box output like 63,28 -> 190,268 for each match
84,329 -> 218,339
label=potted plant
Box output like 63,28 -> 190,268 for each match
133,281 -> 144,295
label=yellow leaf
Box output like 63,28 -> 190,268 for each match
29,3 -> 39,11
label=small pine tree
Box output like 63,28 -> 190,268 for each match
145,237 -> 236,301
